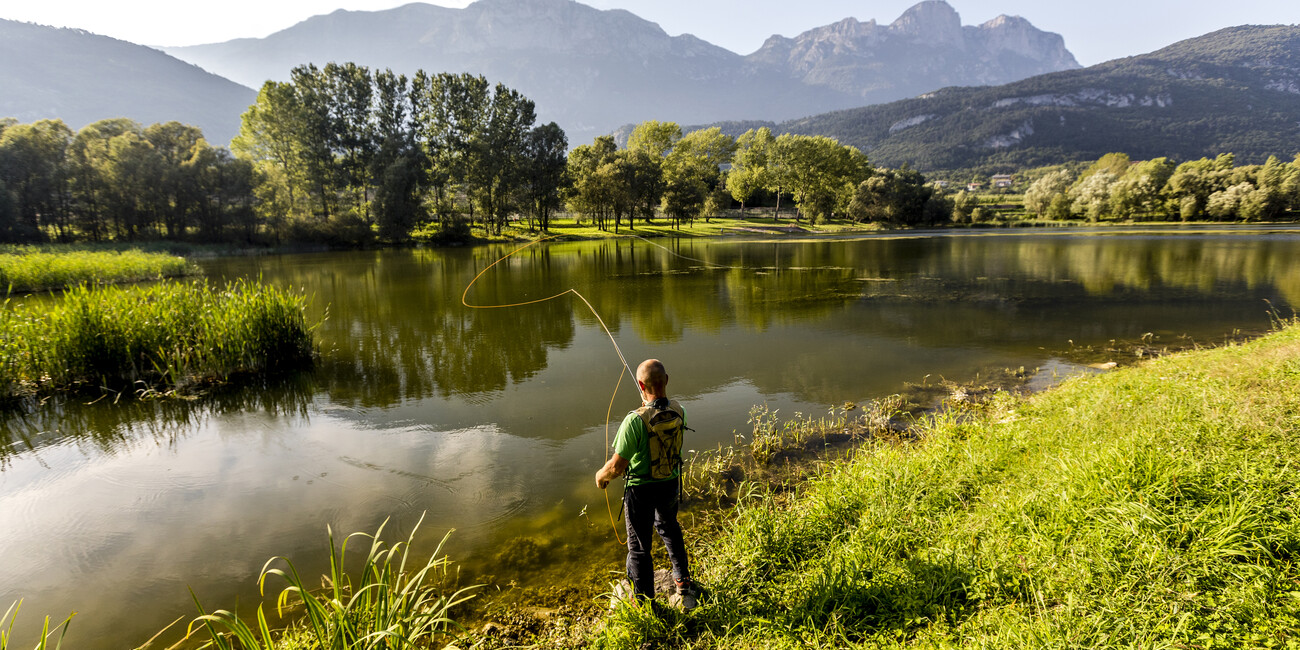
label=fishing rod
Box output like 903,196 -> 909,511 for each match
460,233 -> 751,545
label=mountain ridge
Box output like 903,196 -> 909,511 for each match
0,19 -> 255,144
725,25 -> 1300,172
162,0 -> 1078,140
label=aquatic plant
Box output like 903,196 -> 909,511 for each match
0,280 -> 312,400
0,249 -> 192,293
189,517 -> 478,650
0,601 -> 72,650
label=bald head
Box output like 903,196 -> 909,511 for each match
636,359 -> 668,398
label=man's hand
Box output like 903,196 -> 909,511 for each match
595,453 -> 629,490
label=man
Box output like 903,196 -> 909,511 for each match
595,358 -> 698,611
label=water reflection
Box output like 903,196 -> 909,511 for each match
0,373 -> 315,469
3,229 -> 1299,650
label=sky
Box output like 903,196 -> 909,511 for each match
2,0 -> 1297,66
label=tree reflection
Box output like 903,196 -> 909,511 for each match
0,372 -> 314,468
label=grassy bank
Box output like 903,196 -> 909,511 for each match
583,325 -> 1300,648
0,248 -> 193,293
0,280 -> 313,400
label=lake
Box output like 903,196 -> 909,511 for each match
2,227 -> 1298,648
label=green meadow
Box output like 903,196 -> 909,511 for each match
589,324 -> 1300,649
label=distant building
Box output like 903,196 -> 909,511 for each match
967,182 -> 985,191
991,174 -> 1014,188
933,180 -> 950,189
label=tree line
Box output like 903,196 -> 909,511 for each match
1023,152 -> 1300,222
0,117 -> 256,243
566,123 -> 950,230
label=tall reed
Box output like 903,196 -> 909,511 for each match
0,249 -> 192,293
189,517 -> 478,650
0,601 -> 72,650
0,280 -> 312,399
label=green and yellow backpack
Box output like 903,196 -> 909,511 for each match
633,399 -> 686,480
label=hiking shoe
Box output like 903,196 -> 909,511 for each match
672,579 -> 699,611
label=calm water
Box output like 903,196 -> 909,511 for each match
2,228 -> 1299,648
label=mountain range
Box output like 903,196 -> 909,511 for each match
2,0 -> 1294,174
161,0 -> 1079,141
757,25 -> 1300,172
0,19 -> 255,144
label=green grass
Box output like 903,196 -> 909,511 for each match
0,280 -> 313,399
186,517 -> 478,650
413,209 -> 891,244
0,601 -> 72,650
593,324 -> 1300,649
0,248 -> 193,293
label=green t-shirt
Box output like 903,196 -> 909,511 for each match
613,403 -> 687,487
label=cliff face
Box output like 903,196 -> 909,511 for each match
748,0 -> 1080,102
161,0 -> 1080,140
765,25 -> 1300,172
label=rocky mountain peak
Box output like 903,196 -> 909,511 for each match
889,0 -> 963,46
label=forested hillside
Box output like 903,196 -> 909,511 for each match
766,25 -> 1300,172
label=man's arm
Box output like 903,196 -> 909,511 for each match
595,453 -> 629,489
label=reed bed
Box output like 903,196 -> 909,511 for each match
0,280 -> 312,399
188,517 -> 478,650
597,325 -> 1300,649
0,248 -> 193,293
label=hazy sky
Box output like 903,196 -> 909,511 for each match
4,0 -> 1297,66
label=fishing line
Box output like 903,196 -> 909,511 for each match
462,235 -> 645,545
461,233 -> 775,546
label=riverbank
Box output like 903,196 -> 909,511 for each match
468,322 -> 1300,648
450,212 -> 1300,248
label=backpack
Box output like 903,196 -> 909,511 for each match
633,399 -> 685,480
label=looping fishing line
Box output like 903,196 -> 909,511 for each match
461,235 -> 647,545
461,234 -> 761,545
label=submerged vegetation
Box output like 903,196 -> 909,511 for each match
0,248 -> 192,293
0,280 -> 312,401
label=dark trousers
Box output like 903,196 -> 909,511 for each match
624,477 -> 690,599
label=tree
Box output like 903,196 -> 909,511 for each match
627,121 -> 681,159
1024,169 -> 1073,218
566,136 -> 619,231
661,128 -> 736,227
729,128 -> 774,213
0,119 -> 74,241
771,134 -> 870,223
1109,158 -> 1174,220
848,167 -> 932,225
1165,154 -> 1234,221
144,121 -> 206,239
1069,171 -> 1118,221
951,190 -> 979,223
370,69 -> 425,241
233,81 -> 313,223
323,62 -> 377,222
521,122 -> 568,232
475,84 -> 536,235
